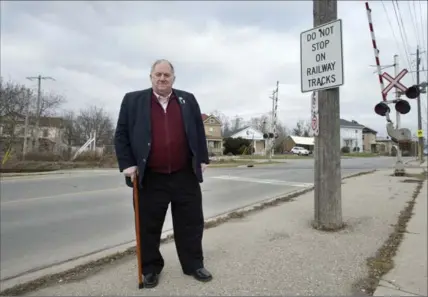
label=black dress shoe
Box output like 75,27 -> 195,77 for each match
143,273 -> 159,288
186,268 -> 213,282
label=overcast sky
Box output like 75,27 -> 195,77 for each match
1,1 -> 427,136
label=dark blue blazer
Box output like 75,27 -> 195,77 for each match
114,88 -> 210,188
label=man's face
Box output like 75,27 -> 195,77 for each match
150,62 -> 175,94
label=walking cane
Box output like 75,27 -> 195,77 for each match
132,174 -> 144,289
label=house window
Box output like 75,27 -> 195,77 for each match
209,118 -> 215,124
209,127 -> 214,132
3,124 -> 14,135
43,129 -> 49,137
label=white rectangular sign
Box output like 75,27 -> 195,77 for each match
311,91 -> 319,136
300,19 -> 344,93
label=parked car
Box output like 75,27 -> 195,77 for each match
290,146 -> 310,156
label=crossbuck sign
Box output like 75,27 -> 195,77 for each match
381,69 -> 408,97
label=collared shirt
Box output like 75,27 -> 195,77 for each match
153,91 -> 172,112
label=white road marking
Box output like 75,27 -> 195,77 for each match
0,187 -> 129,206
1,176 -> 313,207
1,172 -> 119,183
211,176 -> 313,188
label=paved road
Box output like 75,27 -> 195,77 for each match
0,157 -> 403,282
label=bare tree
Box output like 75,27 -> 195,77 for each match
248,114 -> 270,131
0,78 -> 32,118
28,91 -> 67,151
210,109 -> 232,137
0,78 -> 33,152
230,115 -> 244,134
274,121 -> 289,153
292,120 -> 311,137
61,110 -> 78,146
74,105 -> 115,147
37,91 -> 67,118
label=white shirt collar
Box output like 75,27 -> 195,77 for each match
153,91 -> 172,101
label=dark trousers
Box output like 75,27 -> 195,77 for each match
134,167 -> 205,275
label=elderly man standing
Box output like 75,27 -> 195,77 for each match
114,59 -> 212,288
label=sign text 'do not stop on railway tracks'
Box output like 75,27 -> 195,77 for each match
300,19 -> 344,93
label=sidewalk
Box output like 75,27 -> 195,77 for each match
22,169 -> 427,296
373,177 -> 427,296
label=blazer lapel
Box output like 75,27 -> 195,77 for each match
141,88 -> 152,135
174,89 -> 190,136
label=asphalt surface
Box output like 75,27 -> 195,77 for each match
0,157 -> 404,283
23,167 -> 423,296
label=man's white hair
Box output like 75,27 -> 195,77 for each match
150,59 -> 175,74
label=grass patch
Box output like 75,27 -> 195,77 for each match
208,159 -> 280,168
237,154 -> 311,160
342,152 -> 379,158
353,172 -> 425,295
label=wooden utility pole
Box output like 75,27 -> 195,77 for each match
415,47 -> 424,162
269,81 -> 279,159
26,75 -> 55,151
312,0 -> 343,231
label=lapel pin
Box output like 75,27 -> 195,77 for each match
179,97 -> 185,104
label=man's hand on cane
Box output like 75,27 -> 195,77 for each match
124,166 -> 138,181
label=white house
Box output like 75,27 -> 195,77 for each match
339,119 -> 365,152
282,119 -> 365,153
229,126 -> 267,155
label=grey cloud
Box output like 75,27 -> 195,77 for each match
1,0 -> 426,136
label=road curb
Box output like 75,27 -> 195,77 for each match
0,169 -> 376,296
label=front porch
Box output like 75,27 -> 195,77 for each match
207,138 -> 223,156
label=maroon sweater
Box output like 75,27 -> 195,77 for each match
147,92 -> 191,173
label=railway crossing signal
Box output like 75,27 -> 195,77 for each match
381,69 -> 408,98
374,68 -> 421,117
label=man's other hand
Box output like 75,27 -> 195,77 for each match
201,163 -> 207,173
123,166 -> 138,181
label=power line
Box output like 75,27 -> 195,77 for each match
407,1 -> 421,47
417,0 -> 427,62
381,0 -> 402,56
392,0 -> 416,82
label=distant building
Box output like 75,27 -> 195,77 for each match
229,126 -> 267,155
362,126 -> 378,153
201,113 -> 223,156
283,136 -> 314,152
339,119 -> 365,152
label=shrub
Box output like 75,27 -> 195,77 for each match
20,152 -> 63,162
341,146 -> 350,153
74,151 -> 103,162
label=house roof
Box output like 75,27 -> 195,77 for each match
230,125 -> 251,136
340,119 -> 365,128
363,126 -> 377,134
0,114 -> 66,128
201,113 -> 209,121
289,135 -> 314,146
229,126 -> 264,139
201,113 -> 222,124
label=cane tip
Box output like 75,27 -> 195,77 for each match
138,282 -> 144,289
